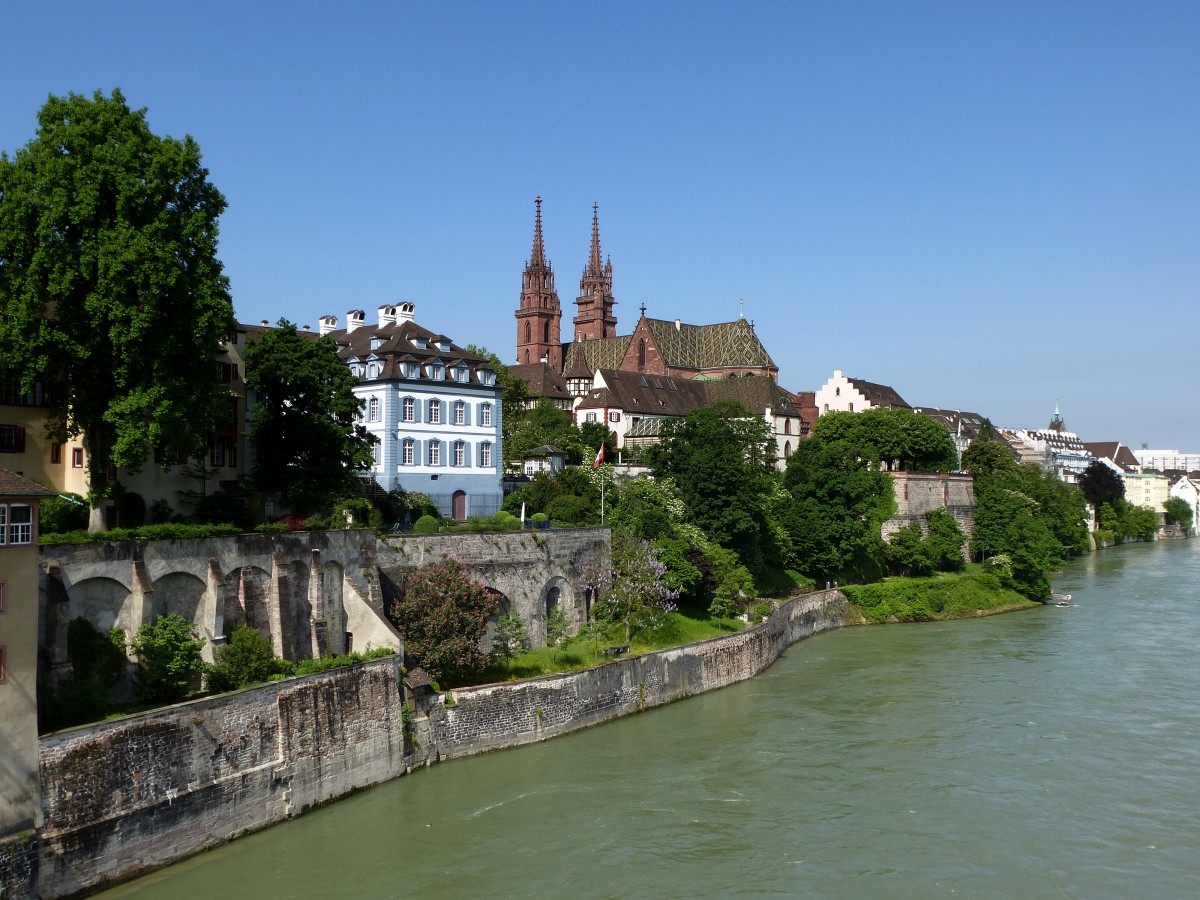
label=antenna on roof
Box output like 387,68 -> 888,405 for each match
739,294 -> 744,320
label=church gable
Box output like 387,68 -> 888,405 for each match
617,319 -> 668,375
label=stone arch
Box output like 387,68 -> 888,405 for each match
223,565 -> 273,639
288,560 -> 312,660
537,575 -> 576,643
480,587 -> 511,654
68,576 -> 134,636
152,571 -> 212,650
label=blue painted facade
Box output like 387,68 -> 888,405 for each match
324,305 -> 503,519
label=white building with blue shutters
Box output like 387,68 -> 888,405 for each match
321,304 -> 503,520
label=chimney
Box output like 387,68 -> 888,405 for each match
260,320 -> 269,327
395,302 -> 416,323
319,315 -> 338,336
675,318 -> 681,331
378,305 -> 396,327
346,310 -> 365,332
302,324 -> 310,332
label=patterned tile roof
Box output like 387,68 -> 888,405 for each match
644,318 -> 776,371
564,336 -> 632,374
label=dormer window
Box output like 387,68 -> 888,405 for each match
370,335 -> 384,350
411,336 -> 428,349
436,340 -> 451,352
453,366 -> 468,383
428,364 -> 443,381
479,370 -> 495,386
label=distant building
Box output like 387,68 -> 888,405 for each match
1082,442 -> 1141,474
522,445 -> 568,476
1134,448 -> 1200,473
1122,471 -> 1170,513
1168,475 -> 1200,535
814,370 -> 909,416
322,305 -> 503,520
1006,407 -> 1094,483
512,198 -> 778,406
911,407 -> 996,466
0,468 -> 53,836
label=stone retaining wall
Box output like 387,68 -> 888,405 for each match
10,588 -> 850,898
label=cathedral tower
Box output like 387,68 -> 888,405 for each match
515,196 -> 563,368
572,203 -> 617,342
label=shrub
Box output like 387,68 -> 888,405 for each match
413,514 -> 439,534
206,623 -> 288,692
530,512 -> 549,525
39,492 -> 89,533
132,613 -> 206,703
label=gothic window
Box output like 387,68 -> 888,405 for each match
784,441 -> 793,458
543,321 -> 550,343
453,400 -> 465,425
784,419 -> 792,435
638,339 -> 646,369
480,403 -> 492,426
525,321 -> 531,343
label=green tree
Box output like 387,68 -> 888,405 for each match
924,509 -> 967,572
492,612 -> 529,662
545,604 -> 569,649
132,613 -> 206,703
245,320 -> 375,514
812,408 -> 957,472
1077,461 -> 1125,524
467,345 -> 528,468
0,90 -> 233,530
388,558 -> 500,685
884,523 -> 932,575
1164,496 -> 1193,530
206,623 -> 288,692
781,437 -> 895,581
648,402 -> 781,572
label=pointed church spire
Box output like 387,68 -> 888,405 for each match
531,195 -> 547,267
587,202 -> 603,274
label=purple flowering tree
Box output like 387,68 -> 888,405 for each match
585,532 -> 680,644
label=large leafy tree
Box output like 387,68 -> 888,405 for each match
0,90 -> 233,528
244,320 -> 375,513
781,437 -> 895,581
811,408 -> 957,472
648,401 -> 781,572
1077,460 -> 1125,524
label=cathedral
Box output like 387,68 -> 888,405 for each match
511,198 -> 778,409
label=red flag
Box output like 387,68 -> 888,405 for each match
593,444 -> 605,468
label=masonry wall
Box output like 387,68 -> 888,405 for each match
32,657 -> 405,899
883,472 -> 976,541
10,587 -> 850,898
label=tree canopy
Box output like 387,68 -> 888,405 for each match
0,89 -> 233,527
647,401 -> 781,571
811,408 -> 958,472
244,319 -> 375,513
1077,461 -> 1125,518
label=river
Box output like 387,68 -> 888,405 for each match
101,539 -> 1200,899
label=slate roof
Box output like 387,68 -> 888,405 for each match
0,468 -> 55,498
845,377 -> 910,409
643,317 -> 776,371
510,363 -> 572,400
702,376 -> 797,417
327,320 -> 493,381
1083,442 -> 1141,473
912,407 -> 989,439
575,369 -> 709,417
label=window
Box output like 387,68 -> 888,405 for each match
372,443 -> 381,465
2,504 -> 32,545
51,443 -> 62,464
428,440 -> 441,466
453,440 -> 465,467
402,439 -> 414,465
0,582 -> 5,614
428,400 -> 441,424
217,362 -> 239,384
784,419 -> 792,435
848,402 -> 854,412
480,442 -> 492,467
210,441 -> 225,467
453,400 -> 465,425
72,447 -> 84,468
609,411 -> 621,423
402,397 -> 415,422
455,367 -> 468,383
585,412 -> 598,422
480,403 -> 492,426
429,365 -> 443,381
368,397 -> 380,421
0,424 -> 24,453
638,339 -> 646,369
835,386 -> 841,397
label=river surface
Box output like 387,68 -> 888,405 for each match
102,540 -> 1200,899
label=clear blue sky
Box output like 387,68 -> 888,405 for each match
4,1 -> 1198,448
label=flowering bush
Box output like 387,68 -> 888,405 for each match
584,532 -> 680,643
388,558 -> 500,684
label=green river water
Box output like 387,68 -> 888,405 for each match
101,539 -> 1200,899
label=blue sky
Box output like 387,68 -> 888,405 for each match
4,1 -> 1198,448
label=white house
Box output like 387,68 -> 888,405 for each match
814,370 -> 909,417
322,305 -> 503,520
1168,475 -> 1200,535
